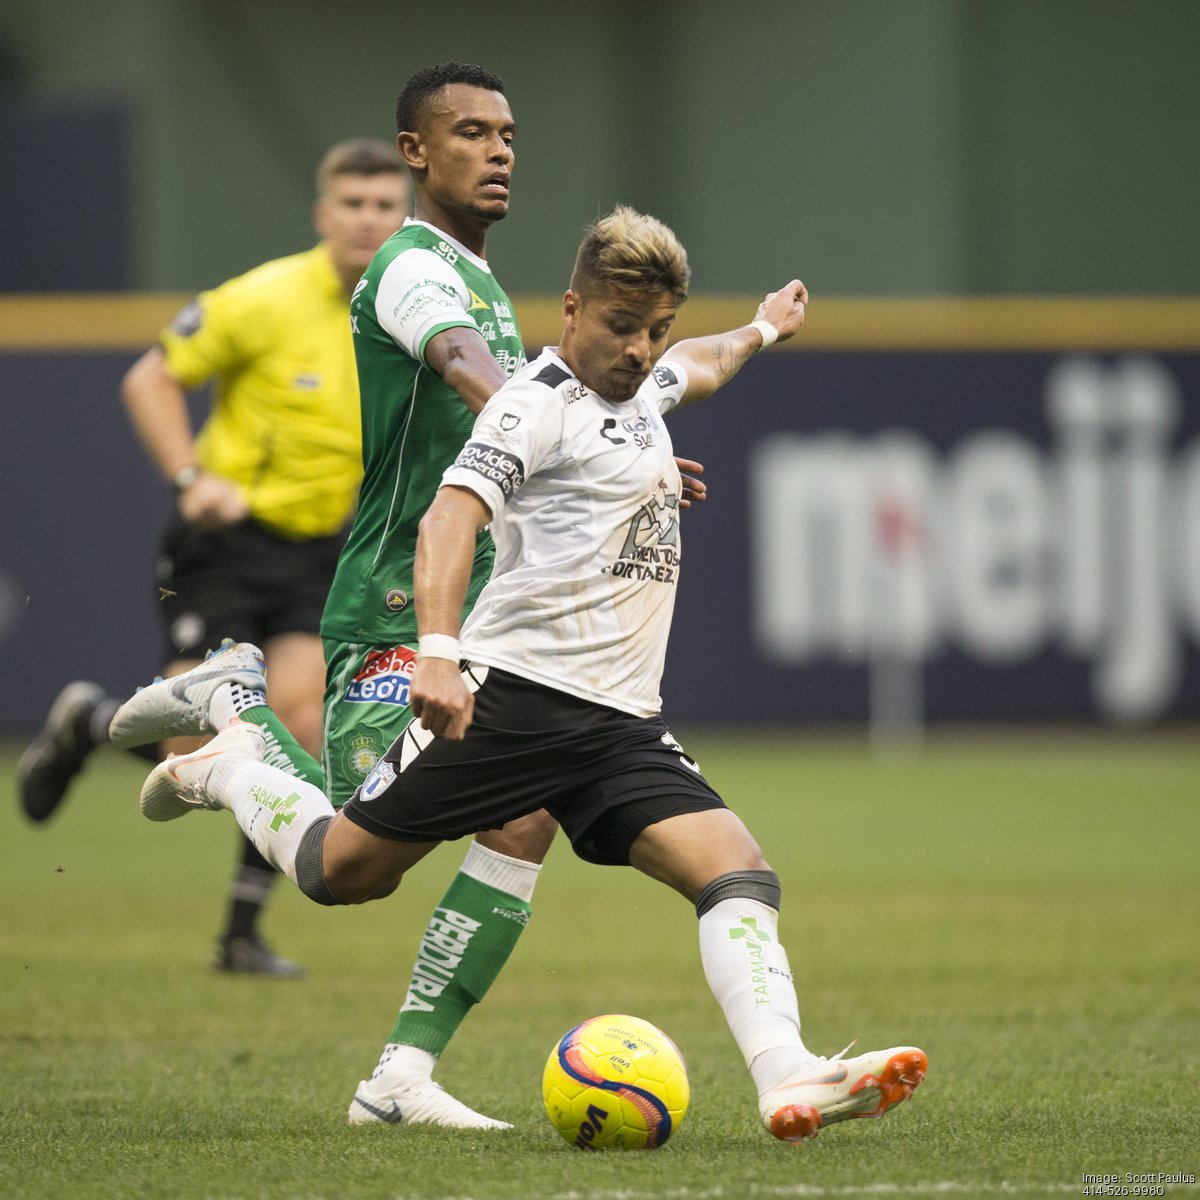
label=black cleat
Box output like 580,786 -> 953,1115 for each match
214,935 -> 305,978
18,682 -> 106,823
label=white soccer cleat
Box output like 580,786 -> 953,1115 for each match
139,721 -> 267,822
759,1045 -> 927,1142
348,1078 -> 512,1130
110,639 -> 266,748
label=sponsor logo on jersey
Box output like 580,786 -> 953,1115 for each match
351,277 -> 369,305
171,300 -> 203,337
495,348 -> 525,378
345,644 -> 417,706
455,441 -> 526,498
358,760 -> 396,801
477,319 -> 497,342
401,908 -> 482,1014
434,240 -> 459,265
600,414 -> 656,448
561,382 -> 586,405
293,373 -> 320,390
384,588 -> 409,613
600,418 -> 626,445
653,364 -> 678,389
604,483 -> 682,584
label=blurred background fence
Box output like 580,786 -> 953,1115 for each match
2,0 -> 1198,734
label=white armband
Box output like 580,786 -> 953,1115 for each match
418,634 -> 461,663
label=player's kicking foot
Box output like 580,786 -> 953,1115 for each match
109,639 -> 266,749
139,721 -> 266,822
18,681 -> 106,823
348,1078 -> 512,1130
759,1045 -> 927,1142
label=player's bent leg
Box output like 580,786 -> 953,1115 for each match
628,808 -> 926,1142
139,725 -> 425,904
318,811 -> 438,903
352,812 -> 557,1129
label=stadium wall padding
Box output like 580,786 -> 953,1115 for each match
3,297 -> 1200,735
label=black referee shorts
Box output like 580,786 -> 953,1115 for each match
156,513 -> 347,660
341,665 -> 727,866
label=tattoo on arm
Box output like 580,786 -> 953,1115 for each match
712,337 -> 753,383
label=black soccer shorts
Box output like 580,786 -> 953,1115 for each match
156,513 -> 347,660
341,665 -> 727,866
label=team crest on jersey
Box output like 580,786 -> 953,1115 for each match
345,732 -> 382,778
345,645 -> 417,707
500,413 -> 520,431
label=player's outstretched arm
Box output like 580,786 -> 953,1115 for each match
411,484 -> 493,739
663,279 -> 808,410
424,327 -> 510,415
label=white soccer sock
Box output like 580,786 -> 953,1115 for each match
698,897 -> 816,1078
368,1043 -> 438,1090
461,840 -> 542,902
209,681 -> 268,730
213,759 -> 335,886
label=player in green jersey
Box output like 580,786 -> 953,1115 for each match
109,61 -> 704,1131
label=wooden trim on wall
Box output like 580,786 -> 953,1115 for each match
2,294 -> 1199,352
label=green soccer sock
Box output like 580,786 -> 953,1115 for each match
210,683 -> 325,788
242,705 -> 325,787
386,842 -> 541,1059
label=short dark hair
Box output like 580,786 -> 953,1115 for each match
395,62 -> 506,134
316,138 -> 404,195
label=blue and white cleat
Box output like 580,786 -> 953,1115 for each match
109,640 -> 265,748
348,1078 -> 512,1129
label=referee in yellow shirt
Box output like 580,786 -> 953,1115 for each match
19,139 -> 409,975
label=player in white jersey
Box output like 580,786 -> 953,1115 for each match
125,206 -> 927,1141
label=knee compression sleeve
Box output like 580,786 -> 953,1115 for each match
293,816 -> 341,906
695,869 -> 781,917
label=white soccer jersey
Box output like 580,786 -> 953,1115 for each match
440,347 -> 691,717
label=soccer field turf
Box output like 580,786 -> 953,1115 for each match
2,729 -> 1197,1200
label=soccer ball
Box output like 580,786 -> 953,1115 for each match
542,1013 -> 689,1150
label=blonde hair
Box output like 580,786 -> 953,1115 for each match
570,205 -> 691,306
316,138 -> 404,196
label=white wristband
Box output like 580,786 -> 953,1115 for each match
418,634 -> 462,663
750,319 -> 778,349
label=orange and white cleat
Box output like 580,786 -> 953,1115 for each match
139,720 -> 266,822
759,1045 -> 927,1142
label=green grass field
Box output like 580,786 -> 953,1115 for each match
2,729 -> 1197,1200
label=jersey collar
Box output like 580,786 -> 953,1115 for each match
403,218 -> 493,273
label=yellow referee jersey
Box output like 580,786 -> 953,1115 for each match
160,244 -> 360,540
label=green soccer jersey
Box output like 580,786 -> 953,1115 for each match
320,220 -> 525,645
